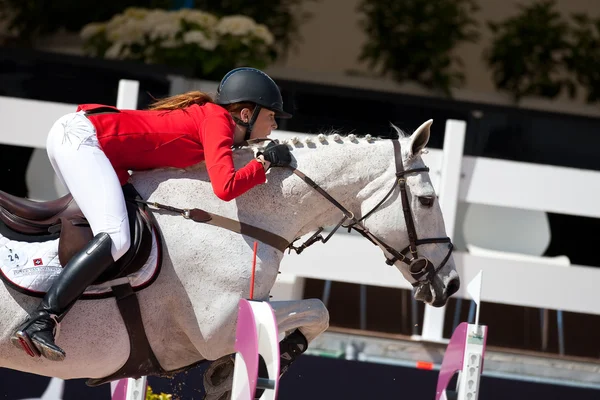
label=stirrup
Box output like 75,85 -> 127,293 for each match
13,330 -> 41,358
12,313 -> 60,358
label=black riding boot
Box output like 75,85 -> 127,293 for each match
11,232 -> 115,361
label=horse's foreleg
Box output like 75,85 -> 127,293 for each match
270,298 -> 329,343
202,298 -> 329,399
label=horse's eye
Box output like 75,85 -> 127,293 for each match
418,196 -> 435,207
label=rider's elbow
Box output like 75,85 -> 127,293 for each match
213,187 -> 236,202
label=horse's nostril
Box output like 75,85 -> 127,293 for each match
447,277 -> 460,297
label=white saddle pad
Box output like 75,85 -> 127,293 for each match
0,230 -> 160,297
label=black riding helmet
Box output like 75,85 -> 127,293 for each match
215,67 -> 292,140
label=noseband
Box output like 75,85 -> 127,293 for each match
288,140 -> 453,287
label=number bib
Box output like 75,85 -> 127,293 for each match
0,245 -> 28,268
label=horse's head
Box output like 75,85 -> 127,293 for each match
355,120 -> 459,307
275,119 -> 459,307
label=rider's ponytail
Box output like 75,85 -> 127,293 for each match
147,91 -> 214,111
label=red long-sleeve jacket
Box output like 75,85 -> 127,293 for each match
76,102 -> 266,201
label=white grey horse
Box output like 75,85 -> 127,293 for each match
0,120 -> 459,397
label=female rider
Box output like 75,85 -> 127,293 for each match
12,67 -> 296,362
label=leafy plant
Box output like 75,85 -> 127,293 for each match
565,14 -> 600,103
146,385 -> 172,400
0,0 -> 317,60
0,0 -> 168,47
190,0 -> 320,59
356,0 -> 480,97
484,0 -> 576,102
80,8 -> 277,80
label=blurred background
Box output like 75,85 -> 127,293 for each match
1,0 -> 600,399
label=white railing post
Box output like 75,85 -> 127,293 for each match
116,80 -> 140,110
111,376 -> 148,400
421,119 -> 466,342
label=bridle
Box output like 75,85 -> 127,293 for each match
287,139 -> 454,287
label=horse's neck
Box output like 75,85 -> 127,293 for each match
260,136 -> 398,239
132,137 -> 398,242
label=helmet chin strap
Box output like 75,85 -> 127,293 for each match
233,106 -> 262,141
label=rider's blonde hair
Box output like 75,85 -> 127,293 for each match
147,91 -> 214,111
147,91 -> 256,115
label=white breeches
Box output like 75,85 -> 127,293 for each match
46,112 -> 130,262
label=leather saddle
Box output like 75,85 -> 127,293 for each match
0,184 -> 154,289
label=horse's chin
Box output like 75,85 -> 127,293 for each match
414,283 -> 433,304
414,283 -> 447,308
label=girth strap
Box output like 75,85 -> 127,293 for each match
86,283 -> 166,386
86,281 -> 213,387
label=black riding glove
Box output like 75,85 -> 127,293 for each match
258,142 -> 292,167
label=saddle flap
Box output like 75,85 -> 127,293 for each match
96,201 -> 153,283
58,217 -> 93,267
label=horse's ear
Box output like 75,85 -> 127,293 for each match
409,119 -> 432,156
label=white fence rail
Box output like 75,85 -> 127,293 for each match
1,81 -> 599,344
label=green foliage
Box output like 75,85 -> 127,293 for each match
564,14 -> 600,103
0,0 -> 167,46
0,0 -> 318,60
190,0 -> 320,59
356,0 -> 480,97
80,8 -> 277,80
484,0 -> 576,102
